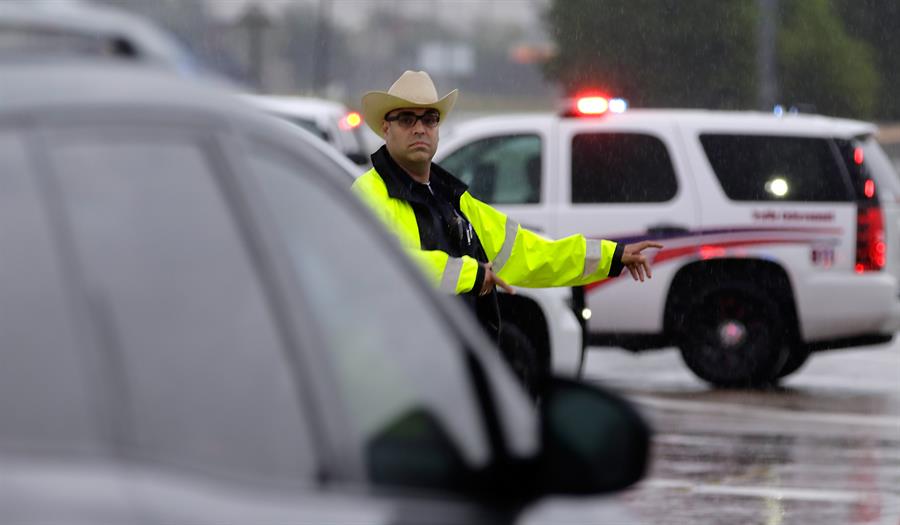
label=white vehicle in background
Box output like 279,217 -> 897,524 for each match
0,0 -> 197,74
437,95 -> 900,387
243,94 -> 371,166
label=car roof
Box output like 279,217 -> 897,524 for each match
241,94 -> 351,118
0,60 -> 243,116
0,60 -> 360,179
0,0 -> 194,73
451,108 -> 877,139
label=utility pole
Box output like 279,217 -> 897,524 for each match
312,0 -> 333,95
757,0 -> 779,111
238,3 -> 270,91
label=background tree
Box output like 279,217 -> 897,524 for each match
777,0 -> 879,119
834,0 -> 900,120
543,0 -> 883,118
542,0 -> 757,109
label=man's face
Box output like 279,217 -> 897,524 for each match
381,108 -> 441,166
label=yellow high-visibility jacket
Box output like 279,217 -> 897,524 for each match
351,156 -> 623,295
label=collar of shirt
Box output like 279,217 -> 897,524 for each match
370,145 -> 469,205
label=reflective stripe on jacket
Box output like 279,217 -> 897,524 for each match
352,166 -> 623,294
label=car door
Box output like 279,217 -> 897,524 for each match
0,126 -> 138,523
39,117 -> 392,524
234,129 -> 536,525
556,117 -> 700,334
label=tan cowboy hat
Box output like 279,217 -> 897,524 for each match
362,70 -> 458,136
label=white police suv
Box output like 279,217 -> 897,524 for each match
436,95 -> 900,387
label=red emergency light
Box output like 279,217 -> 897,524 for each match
576,96 -> 609,115
564,92 -> 628,117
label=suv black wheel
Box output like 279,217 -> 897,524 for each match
678,286 -> 788,388
498,322 -> 543,400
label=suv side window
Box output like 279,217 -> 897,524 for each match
246,140 -> 490,486
571,133 -> 678,203
440,135 -> 542,204
47,132 -> 315,484
0,132 -> 103,455
700,134 -> 852,202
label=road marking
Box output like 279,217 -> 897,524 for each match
642,478 -> 883,503
630,395 -> 900,429
654,433 -> 900,461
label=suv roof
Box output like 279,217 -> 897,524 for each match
451,109 -> 876,139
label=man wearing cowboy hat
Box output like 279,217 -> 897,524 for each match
352,71 -> 661,387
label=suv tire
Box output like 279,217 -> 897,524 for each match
678,286 -> 788,388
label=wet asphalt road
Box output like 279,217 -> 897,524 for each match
567,340 -> 900,524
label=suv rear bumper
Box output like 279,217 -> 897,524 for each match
799,272 -> 900,342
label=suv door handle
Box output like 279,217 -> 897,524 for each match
646,223 -> 690,237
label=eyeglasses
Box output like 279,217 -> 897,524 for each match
384,111 -> 440,129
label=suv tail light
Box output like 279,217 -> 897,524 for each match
837,140 -> 885,273
856,204 -> 885,273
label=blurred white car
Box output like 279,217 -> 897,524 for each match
0,0 -> 197,74
244,94 -> 371,166
0,58 -> 650,525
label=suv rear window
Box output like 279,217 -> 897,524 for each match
571,133 -> 677,203
700,134 -> 851,202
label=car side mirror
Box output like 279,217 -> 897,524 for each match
536,376 -> 651,495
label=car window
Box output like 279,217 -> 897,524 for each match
0,132 -> 104,455
0,27 -> 115,59
245,139 -> 490,483
571,133 -> 678,203
282,116 -> 329,141
47,132 -> 316,484
700,134 -> 852,202
440,135 -> 542,204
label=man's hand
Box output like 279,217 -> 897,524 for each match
621,241 -> 664,282
480,262 -> 515,296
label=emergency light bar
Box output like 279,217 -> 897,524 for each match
562,94 -> 628,117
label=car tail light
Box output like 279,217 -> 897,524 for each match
340,111 -> 362,130
837,139 -> 885,273
864,179 -> 876,198
856,205 -> 885,273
